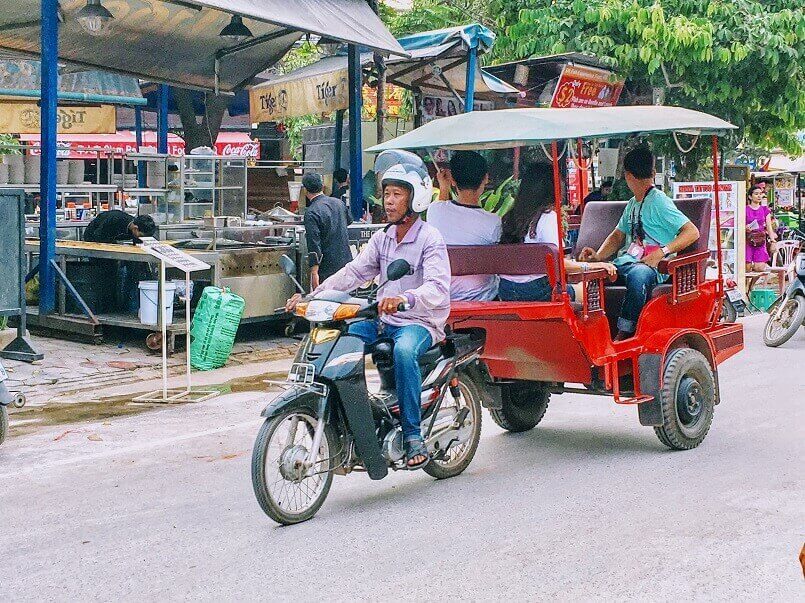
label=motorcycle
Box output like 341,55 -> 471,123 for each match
251,255 -> 486,525
764,251 -> 805,347
721,278 -> 746,323
0,360 -> 25,447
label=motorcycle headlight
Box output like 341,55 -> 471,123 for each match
310,328 -> 340,344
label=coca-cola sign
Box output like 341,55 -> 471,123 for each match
216,142 -> 260,158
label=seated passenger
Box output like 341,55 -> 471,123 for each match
579,146 -> 699,340
500,163 -> 616,301
428,151 -> 502,301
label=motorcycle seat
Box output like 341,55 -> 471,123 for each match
418,345 -> 444,367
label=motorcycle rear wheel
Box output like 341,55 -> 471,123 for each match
763,295 -> 805,348
251,409 -> 336,525
721,298 -> 737,323
423,374 -> 482,480
0,405 -> 7,446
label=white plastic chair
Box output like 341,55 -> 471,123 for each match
768,240 -> 802,293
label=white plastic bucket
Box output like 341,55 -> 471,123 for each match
138,280 -> 176,326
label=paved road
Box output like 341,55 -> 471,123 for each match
1,315 -> 803,600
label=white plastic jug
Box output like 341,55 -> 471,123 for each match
138,280 -> 176,326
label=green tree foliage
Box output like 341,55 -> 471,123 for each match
490,0 -> 805,157
385,0 -> 494,37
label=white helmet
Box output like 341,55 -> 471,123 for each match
376,150 -> 433,214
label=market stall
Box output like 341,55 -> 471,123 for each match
250,23 -> 517,218
0,0 -> 406,342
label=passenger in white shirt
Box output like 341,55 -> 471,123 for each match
427,151 -> 502,301
500,163 -> 616,301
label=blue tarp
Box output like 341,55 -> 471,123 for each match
0,59 -> 144,105
396,23 -> 496,53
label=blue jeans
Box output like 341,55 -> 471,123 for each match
614,263 -> 659,333
348,320 -> 433,442
498,277 -> 576,302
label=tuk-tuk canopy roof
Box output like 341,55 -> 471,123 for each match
0,0 -> 406,92
368,106 -> 736,152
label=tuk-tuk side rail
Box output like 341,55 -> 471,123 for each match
567,267 -> 613,319
658,251 -> 710,305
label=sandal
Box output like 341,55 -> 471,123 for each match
404,438 -> 429,469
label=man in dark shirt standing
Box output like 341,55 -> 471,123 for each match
332,168 -> 349,202
84,210 -> 156,243
83,210 -> 157,312
302,173 -> 352,289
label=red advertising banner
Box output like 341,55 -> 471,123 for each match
550,65 -> 624,109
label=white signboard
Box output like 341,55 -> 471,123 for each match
140,241 -> 210,273
673,181 -> 744,281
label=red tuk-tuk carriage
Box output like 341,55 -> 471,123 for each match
370,106 -> 744,449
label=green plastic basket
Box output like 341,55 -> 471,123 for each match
190,287 -> 245,371
749,288 -> 778,312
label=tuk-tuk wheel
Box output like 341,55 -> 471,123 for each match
489,383 -> 550,433
0,405 -> 7,446
654,348 -> 715,450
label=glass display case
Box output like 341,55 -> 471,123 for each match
182,155 -> 247,221
122,154 -> 247,224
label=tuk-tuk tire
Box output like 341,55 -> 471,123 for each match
0,405 -> 7,447
489,383 -> 550,433
653,348 -> 715,450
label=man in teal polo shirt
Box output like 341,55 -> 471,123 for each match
580,146 -> 700,340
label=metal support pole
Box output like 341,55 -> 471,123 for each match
160,260 -> 168,400
333,109 -> 344,172
157,84 -> 169,154
135,105 -> 146,188
711,136 -> 724,297
464,45 -> 478,113
551,141 -> 569,298
38,0 -> 59,315
347,45 -> 364,220
185,271 -> 191,394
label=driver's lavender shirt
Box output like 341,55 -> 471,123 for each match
314,218 -> 451,343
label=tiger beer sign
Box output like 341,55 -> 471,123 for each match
550,65 -> 624,109
250,69 -> 349,122
0,103 -> 116,134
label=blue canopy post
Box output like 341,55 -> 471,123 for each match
464,44 -> 478,113
157,84 -> 169,154
38,0 -> 59,315
333,109 -> 345,172
347,45 -> 363,220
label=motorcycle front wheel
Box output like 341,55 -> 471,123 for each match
763,295 -> 805,348
423,373 -> 482,480
251,409 -> 337,525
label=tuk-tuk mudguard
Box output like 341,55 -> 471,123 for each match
637,328 -> 721,426
321,334 -> 388,481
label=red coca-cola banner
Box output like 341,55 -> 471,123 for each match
20,132 -> 260,159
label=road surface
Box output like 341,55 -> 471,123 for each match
1,315 -> 803,600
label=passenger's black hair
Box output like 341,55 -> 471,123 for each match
301,172 -> 323,194
622,146 -> 655,179
449,151 -> 488,191
333,168 -> 348,184
132,215 -> 156,237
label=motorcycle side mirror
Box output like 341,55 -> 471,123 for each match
386,259 -> 412,282
280,254 -> 296,277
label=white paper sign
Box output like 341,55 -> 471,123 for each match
140,241 -> 210,273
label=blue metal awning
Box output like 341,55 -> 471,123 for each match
0,59 -> 144,105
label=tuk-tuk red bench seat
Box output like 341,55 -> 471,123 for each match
574,198 -> 713,313
447,243 -> 560,278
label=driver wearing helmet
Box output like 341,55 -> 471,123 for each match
286,151 -> 451,468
